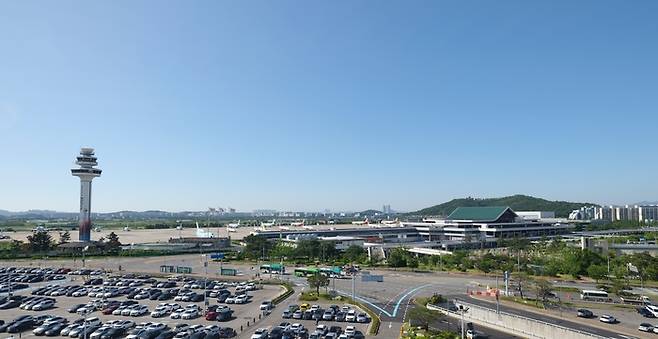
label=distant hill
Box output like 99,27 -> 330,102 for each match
413,195 -> 597,218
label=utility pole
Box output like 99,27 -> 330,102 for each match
495,275 -> 500,314
460,305 -> 465,339
351,272 -> 356,301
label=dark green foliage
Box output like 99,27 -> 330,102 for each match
58,231 -> 71,244
105,232 -> 122,253
27,230 -> 53,252
307,273 -> 330,294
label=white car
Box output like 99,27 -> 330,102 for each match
599,315 -> 617,323
260,301 -> 273,311
170,308 -> 185,319
344,326 -> 356,336
235,295 -> 248,304
225,296 -> 236,304
639,323 -> 654,332
112,306 -> 127,315
32,299 -> 55,311
146,323 -> 167,331
150,308 -> 169,317
84,317 -> 102,327
250,328 -> 268,339
114,320 -> 135,329
77,305 -> 95,315
345,310 -> 357,322
121,305 -> 137,316
130,305 -> 149,316
181,309 -> 199,319
290,323 -> 304,333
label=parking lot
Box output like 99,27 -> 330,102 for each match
0,266 -> 288,339
244,300 -> 370,339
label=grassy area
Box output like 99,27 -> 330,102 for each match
272,282 -> 294,305
401,321 -> 457,339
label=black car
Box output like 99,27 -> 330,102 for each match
302,311 -> 313,320
7,319 -> 35,333
637,307 -> 655,318
154,330 -> 176,339
334,312 -> 346,322
100,327 -> 128,339
328,326 -> 341,335
0,299 -> 21,309
576,309 -> 594,318
189,332 -> 206,339
268,327 -> 284,339
45,323 -> 68,337
218,327 -> 236,338
140,329 -> 165,339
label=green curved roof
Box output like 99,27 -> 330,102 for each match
447,206 -> 516,221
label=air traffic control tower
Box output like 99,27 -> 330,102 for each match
71,148 -> 102,242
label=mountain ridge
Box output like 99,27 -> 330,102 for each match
413,194 -> 598,218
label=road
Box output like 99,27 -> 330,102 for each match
461,297 -> 642,339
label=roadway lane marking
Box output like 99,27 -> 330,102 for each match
335,283 -> 433,318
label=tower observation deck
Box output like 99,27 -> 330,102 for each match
71,147 -> 102,242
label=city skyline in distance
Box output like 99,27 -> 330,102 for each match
1,1 -> 657,212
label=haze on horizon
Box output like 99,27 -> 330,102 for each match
1,1 -> 657,213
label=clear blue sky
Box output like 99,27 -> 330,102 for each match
1,1 -> 657,213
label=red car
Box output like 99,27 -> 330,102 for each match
205,311 -> 217,321
102,305 -> 119,315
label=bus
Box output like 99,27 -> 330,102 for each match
580,290 -> 611,302
294,267 -> 320,277
260,264 -> 285,275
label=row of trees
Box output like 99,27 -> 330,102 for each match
240,235 -> 368,264
385,235 -> 658,286
2,230 -> 122,255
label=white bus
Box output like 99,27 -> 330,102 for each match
580,290 -> 611,302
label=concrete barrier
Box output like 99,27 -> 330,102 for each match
427,300 -> 606,339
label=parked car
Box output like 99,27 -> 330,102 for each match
599,315 -> 617,324
639,323 -> 654,332
576,309 -> 593,318
250,328 -> 268,339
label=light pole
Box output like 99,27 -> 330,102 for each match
459,304 -> 469,339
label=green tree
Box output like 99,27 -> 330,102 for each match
307,273 -> 329,294
407,256 -> 419,269
242,234 -> 272,260
58,231 -> 71,244
587,264 -> 607,283
344,245 -> 367,263
105,232 -> 122,253
388,248 -> 408,267
407,304 -> 444,330
9,240 -> 24,253
534,279 -> 554,303
27,230 -> 53,252
512,272 -> 531,299
270,242 -> 295,260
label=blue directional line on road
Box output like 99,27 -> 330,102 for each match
336,283 -> 433,317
